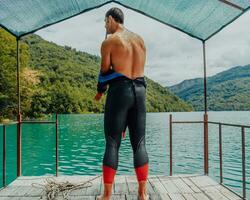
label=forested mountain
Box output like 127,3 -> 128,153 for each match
0,28 -> 192,120
169,65 -> 250,111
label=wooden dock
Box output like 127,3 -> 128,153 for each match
0,174 -> 242,199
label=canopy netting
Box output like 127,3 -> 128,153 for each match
0,0 -> 249,40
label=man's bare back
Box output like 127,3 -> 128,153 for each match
101,29 -> 146,79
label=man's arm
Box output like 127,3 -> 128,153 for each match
94,39 -> 112,101
100,39 -> 112,73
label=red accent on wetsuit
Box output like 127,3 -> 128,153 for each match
122,131 -> 126,138
103,165 -> 116,184
135,163 -> 149,182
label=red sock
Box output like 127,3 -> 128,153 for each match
122,131 -> 126,138
103,165 -> 116,184
135,163 -> 149,182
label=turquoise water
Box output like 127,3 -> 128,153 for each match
0,111 -> 249,198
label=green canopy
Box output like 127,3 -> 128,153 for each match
0,0 -> 249,40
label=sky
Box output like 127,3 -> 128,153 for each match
37,3 -> 250,87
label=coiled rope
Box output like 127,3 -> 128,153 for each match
31,175 -> 102,200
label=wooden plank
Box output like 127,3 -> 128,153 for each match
189,175 -> 218,188
205,185 -> 239,200
171,177 -> 194,193
182,193 -> 197,200
126,176 -> 138,194
25,185 -> 44,197
125,194 -> 138,200
190,176 -> 241,200
189,176 -> 230,200
0,197 -> 42,200
148,176 -> 168,194
12,176 -> 53,186
69,196 -> 96,200
125,175 -> 154,195
146,177 -> 155,194
158,193 -> 172,200
182,176 -> 212,200
158,176 -> 180,194
0,185 -> 23,197
96,194 -> 126,200
12,186 -> 38,196
168,193 -> 186,200
181,176 -> 202,193
213,185 -> 241,200
111,194 -> 126,200
150,193 -> 171,200
85,176 -> 102,196
205,191 -> 230,200
114,175 -> 129,194
192,192 -> 211,200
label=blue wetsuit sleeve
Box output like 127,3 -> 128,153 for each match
97,83 -> 107,93
97,69 -> 124,93
97,71 -> 108,93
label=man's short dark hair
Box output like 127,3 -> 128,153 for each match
105,7 -> 124,24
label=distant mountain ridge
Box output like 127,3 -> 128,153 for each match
168,65 -> 250,111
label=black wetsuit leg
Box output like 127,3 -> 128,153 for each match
127,80 -> 149,168
102,77 -> 149,183
103,80 -> 133,170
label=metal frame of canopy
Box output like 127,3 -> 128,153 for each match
1,0 -> 249,197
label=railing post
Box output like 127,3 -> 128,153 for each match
169,114 -> 173,176
56,113 -> 58,177
17,113 -> 22,177
219,123 -> 223,184
204,113 -> 209,175
3,125 -> 6,187
241,127 -> 246,199
16,38 -> 22,177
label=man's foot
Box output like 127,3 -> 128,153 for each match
138,193 -> 149,200
96,194 -> 111,200
97,182 -> 113,200
138,180 -> 148,200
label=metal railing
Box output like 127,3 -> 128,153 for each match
169,114 -> 248,199
0,113 -> 58,188
0,122 -> 18,187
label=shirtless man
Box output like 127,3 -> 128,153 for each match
95,7 -> 149,200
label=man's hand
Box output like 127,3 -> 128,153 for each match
94,92 -> 103,101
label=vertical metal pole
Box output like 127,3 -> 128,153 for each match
203,41 -> 207,114
56,113 -> 58,177
219,123 -> 223,184
203,41 -> 209,175
16,38 -> 22,177
3,125 -> 6,187
17,39 -> 20,114
204,114 -> 209,175
241,127 -> 246,199
169,114 -> 172,176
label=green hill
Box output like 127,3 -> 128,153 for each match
0,28 -> 192,120
168,65 -> 250,111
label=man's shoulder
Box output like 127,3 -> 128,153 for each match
104,30 -> 144,46
101,36 -> 115,48
126,31 -> 145,47
126,29 -> 144,41
103,34 -> 123,47
103,34 -> 119,44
